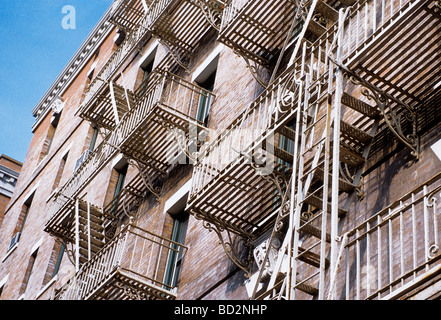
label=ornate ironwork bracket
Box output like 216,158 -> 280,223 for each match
240,53 -> 269,88
115,281 -> 151,300
191,209 -> 253,278
188,0 -> 225,31
250,172 -> 293,295
340,65 -> 420,159
128,159 -> 163,201
253,231 -> 285,283
157,38 -> 190,72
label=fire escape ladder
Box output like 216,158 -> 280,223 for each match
280,0 -> 339,79
252,9 -> 384,300
71,198 -> 106,271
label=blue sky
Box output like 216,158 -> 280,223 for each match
0,0 -> 113,163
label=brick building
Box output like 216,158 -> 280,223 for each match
0,0 -> 440,301
0,155 -> 22,229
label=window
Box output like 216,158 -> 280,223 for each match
9,192 -> 34,250
142,59 -> 154,83
114,29 -> 126,46
196,72 -> 217,126
0,275 -> 8,299
277,119 -> 295,168
193,50 -> 220,127
39,110 -> 61,161
114,164 -> 128,199
104,157 -> 129,219
89,126 -> 99,151
163,211 -> 189,289
52,152 -> 69,192
138,44 -> 157,95
42,239 -> 66,285
19,249 -> 38,295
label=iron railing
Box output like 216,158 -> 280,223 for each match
55,223 -> 187,300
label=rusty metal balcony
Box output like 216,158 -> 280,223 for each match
54,223 -> 187,300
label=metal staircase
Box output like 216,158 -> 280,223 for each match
73,199 -> 107,268
250,7 -> 383,299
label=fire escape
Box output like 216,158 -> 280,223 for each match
44,0 -> 218,300
146,0 -> 226,70
187,0 -> 440,300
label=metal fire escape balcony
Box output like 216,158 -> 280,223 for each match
54,223 -> 188,300
78,0 -> 153,119
341,0 -> 441,101
330,0 -> 440,157
79,54 -> 176,132
145,0 -> 226,69
187,64 -> 302,241
339,171 -> 441,300
218,0 -> 300,67
247,0 -> 439,299
45,69 -> 213,245
110,0 -> 149,32
79,81 -> 137,131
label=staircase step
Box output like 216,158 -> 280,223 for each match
296,282 -> 319,296
79,233 -> 106,248
313,166 -> 356,193
79,247 -> 92,260
316,0 -> 339,23
338,144 -> 366,167
78,211 -> 104,225
79,255 -> 88,265
307,19 -> 327,37
77,202 -> 105,223
340,120 -> 374,145
298,246 -> 330,268
339,0 -> 358,6
78,224 -> 106,241
302,193 -> 347,217
79,239 -> 105,254
78,216 -> 104,233
341,92 -> 380,118
299,221 -> 331,243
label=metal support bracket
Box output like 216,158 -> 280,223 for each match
128,158 -> 163,201
157,38 -> 190,72
188,0 -> 225,31
332,62 -> 420,159
191,208 -> 253,278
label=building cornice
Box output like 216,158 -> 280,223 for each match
31,3 -> 115,132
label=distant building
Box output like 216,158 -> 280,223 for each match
0,155 -> 22,228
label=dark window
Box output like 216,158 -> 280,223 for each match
20,249 -> 38,295
196,71 -> 216,127
89,127 -> 99,151
114,164 -> 128,198
9,193 -> 34,250
163,212 -> 189,289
